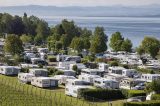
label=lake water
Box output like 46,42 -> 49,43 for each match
42,16 -> 160,47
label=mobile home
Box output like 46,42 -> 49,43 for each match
81,68 -> 105,77
94,78 -> 119,89
53,75 -> 76,85
78,74 -> 101,84
122,69 -> 138,78
0,66 -> 20,76
56,61 -> 76,70
18,73 -> 34,83
98,63 -> 109,71
65,85 -> 93,97
141,74 -> 160,82
104,73 -> 126,82
108,66 -> 125,75
29,68 -> 48,77
31,77 -> 58,88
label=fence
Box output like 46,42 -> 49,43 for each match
0,76 -> 123,106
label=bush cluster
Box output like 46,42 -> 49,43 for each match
151,94 -> 160,100
123,101 -> 160,106
121,89 -> 146,98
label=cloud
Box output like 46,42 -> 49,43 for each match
0,0 -> 160,6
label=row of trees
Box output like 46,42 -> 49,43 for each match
1,13 -> 159,58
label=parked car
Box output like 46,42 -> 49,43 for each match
127,96 -> 146,102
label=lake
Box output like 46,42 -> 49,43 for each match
42,16 -> 160,47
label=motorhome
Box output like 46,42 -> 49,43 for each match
18,73 -> 34,83
108,66 -> 125,75
31,77 -> 58,88
78,74 -> 101,84
0,66 -> 20,76
53,75 -> 76,85
29,68 -> 48,77
94,78 -> 119,89
81,68 -> 105,77
141,74 -> 160,82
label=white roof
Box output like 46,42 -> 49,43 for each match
82,68 -> 104,72
29,68 -> 48,72
109,66 -> 125,70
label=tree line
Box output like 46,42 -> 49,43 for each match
1,13 -> 160,58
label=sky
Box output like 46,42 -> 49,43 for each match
0,0 -> 160,7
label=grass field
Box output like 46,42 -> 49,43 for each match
0,75 -> 124,106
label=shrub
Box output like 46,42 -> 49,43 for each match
151,94 -> 160,100
109,61 -> 119,66
79,89 -> 125,101
123,101 -> 160,106
48,57 -> 56,62
54,70 -> 64,75
121,89 -> 146,98
48,67 -> 58,75
21,68 -> 29,73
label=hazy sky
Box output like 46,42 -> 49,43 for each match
0,0 -> 160,6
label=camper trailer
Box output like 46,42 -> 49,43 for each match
0,66 -> 20,76
122,69 -> 138,78
120,78 -> 145,89
65,85 -> 93,97
78,74 -> 101,84
31,77 -> 58,88
81,68 -> 105,77
141,74 -> 160,82
29,68 -> 48,77
53,75 -> 76,85
104,73 -> 126,82
108,66 -> 125,75
94,78 -> 119,89
98,63 -> 109,71
18,73 -> 34,83
56,61 -> 76,70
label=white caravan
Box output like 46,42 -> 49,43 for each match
81,68 -> 105,77
29,68 -> 48,77
31,77 -> 58,88
65,85 -> 93,97
108,66 -> 125,75
53,75 -> 76,85
94,78 -> 119,89
0,66 -> 20,76
141,74 -> 160,82
104,73 -> 126,82
122,69 -> 138,77
56,61 -> 76,70
98,63 -> 109,71
78,74 -> 101,84
18,73 -> 34,83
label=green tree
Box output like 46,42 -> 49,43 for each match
55,41 -> 62,51
83,38 -> 91,50
110,32 -> 124,52
60,34 -> 70,49
81,28 -> 92,38
121,39 -> 132,52
136,46 -> 145,56
70,37 -> 84,52
4,34 -> 24,55
146,79 -> 160,94
20,34 -> 32,44
140,37 -> 160,58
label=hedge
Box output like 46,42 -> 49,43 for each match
123,101 -> 160,106
121,89 -> 146,98
151,94 -> 160,100
78,89 -> 125,101
48,56 -> 56,62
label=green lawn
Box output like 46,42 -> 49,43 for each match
0,75 -> 124,106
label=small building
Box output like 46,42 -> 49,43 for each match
18,73 -> 34,83
31,77 -> 58,88
141,74 -> 160,82
65,85 -> 93,98
0,66 -> 20,76
81,68 -> 105,77
94,78 -> 119,89
53,75 -> 76,85
29,68 -> 48,77
78,74 -> 101,84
